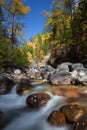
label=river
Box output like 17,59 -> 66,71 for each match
0,80 -> 87,130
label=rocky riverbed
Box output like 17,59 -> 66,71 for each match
1,62 -> 87,85
0,62 -> 87,130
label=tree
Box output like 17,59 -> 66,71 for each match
0,0 -> 30,48
44,0 -> 73,56
0,5 -> 4,37
71,0 -> 87,61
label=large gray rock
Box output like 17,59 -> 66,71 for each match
57,62 -> 72,71
48,70 -> 71,85
72,63 -> 84,70
40,65 -> 55,79
71,68 -> 87,85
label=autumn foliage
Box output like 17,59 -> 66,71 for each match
0,0 -> 87,68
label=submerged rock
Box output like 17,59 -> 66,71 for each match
26,92 -> 50,109
47,111 -> 66,126
16,79 -> 33,94
0,74 -> 15,94
60,103 -> 85,123
73,116 -> 87,130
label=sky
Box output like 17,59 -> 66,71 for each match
24,0 -> 52,42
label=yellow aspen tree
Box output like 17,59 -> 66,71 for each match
0,0 -> 30,48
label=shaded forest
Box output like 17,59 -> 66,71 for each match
0,0 -> 87,68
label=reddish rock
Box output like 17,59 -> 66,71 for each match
47,111 -> 66,126
60,103 -> 85,123
16,79 -> 33,94
74,116 -> 87,130
26,92 -> 50,109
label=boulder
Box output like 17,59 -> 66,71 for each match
60,103 -> 85,123
16,79 -> 33,94
57,62 -> 72,71
47,111 -> 66,126
14,69 -> 21,75
12,74 -> 23,81
26,92 -> 50,109
0,74 -> 15,94
40,65 -> 55,80
71,68 -> 87,85
48,70 -> 71,85
71,78 -> 85,86
71,70 -> 78,79
0,111 -> 4,128
72,63 -> 84,70
73,116 -> 87,130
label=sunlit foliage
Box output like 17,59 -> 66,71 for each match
0,0 -> 30,48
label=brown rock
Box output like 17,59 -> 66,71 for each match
47,111 -> 66,126
16,79 -> 33,94
0,74 -> 15,94
26,92 -> 50,109
60,103 -> 85,123
73,116 -> 87,130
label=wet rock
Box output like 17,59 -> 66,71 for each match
48,70 -> 71,85
16,79 -> 33,94
73,116 -> 87,130
60,103 -> 85,123
47,111 -> 66,126
0,111 -> 4,128
0,74 -> 15,94
26,92 -> 50,109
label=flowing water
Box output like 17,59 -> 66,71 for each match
0,81 -> 87,130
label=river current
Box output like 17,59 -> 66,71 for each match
0,81 -> 87,130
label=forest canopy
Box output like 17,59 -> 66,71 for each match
0,0 -> 87,68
